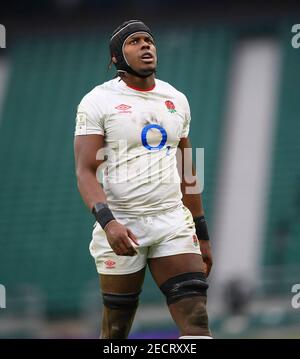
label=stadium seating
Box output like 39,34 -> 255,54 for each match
262,24 -> 300,294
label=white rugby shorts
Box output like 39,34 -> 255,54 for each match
89,204 -> 201,275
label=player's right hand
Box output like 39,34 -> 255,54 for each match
104,220 -> 139,256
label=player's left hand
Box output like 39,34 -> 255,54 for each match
199,240 -> 213,277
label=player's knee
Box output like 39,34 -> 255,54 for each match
101,291 -> 141,339
103,322 -> 130,339
159,272 -> 210,335
183,298 -> 210,334
101,322 -> 131,339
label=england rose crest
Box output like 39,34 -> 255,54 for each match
165,100 -> 176,113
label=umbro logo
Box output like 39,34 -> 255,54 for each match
104,259 -> 116,269
115,104 -> 132,113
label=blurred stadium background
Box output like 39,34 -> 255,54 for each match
0,0 -> 300,339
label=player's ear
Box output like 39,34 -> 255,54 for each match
112,56 -> 117,64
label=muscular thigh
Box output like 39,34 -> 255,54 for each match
100,266 -> 146,293
148,253 -> 205,287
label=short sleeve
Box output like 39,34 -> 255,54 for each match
180,94 -> 191,138
74,91 -> 105,136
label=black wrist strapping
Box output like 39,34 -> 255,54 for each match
194,216 -> 210,241
92,202 -> 115,229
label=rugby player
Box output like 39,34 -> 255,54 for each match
74,20 -> 213,339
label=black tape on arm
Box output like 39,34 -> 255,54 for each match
92,202 -> 115,229
194,216 -> 210,241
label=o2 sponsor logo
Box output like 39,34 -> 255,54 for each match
141,124 -> 168,151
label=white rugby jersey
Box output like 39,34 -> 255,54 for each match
75,78 -> 191,215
